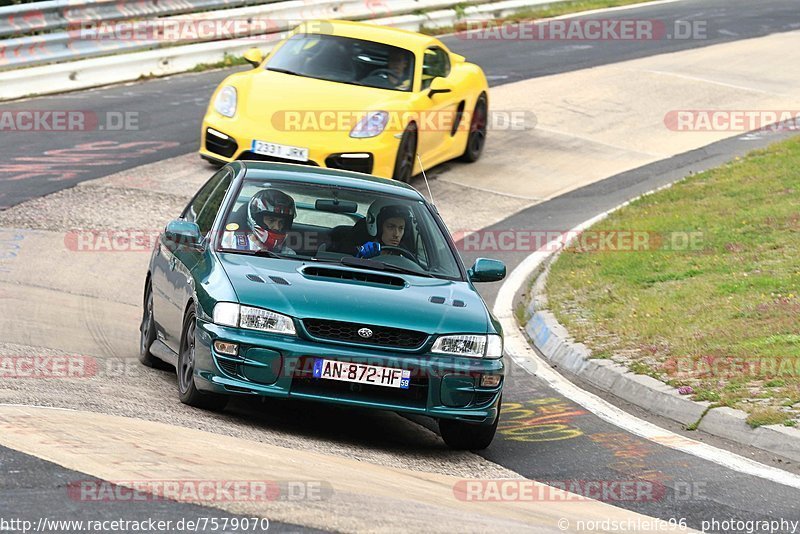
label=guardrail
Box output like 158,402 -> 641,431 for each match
0,0 -> 257,39
0,0 -> 557,101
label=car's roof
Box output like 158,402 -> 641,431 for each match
302,19 -> 440,51
234,161 -> 424,200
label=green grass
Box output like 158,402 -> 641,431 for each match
190,53 -> 250,73
746,407 -> 793,428
546,136 -> 800,418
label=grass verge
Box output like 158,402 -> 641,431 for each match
546,136 -> 800,423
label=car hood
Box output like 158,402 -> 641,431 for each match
232,70 -> 408,124
219,254 -> 491,335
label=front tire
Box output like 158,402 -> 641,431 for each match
392,123 -> 418,182
439,400 -> 500,450
177,305 -> 228,411
460,93 -> 488,163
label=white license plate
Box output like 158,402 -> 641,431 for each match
251,139 -> 309,162
312,359 -> 411,389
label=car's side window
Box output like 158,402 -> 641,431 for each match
183,168 -> 233,236
421,47 -> 451,90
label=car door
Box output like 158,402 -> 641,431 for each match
154,167 -> 233,352
416,46 -> 459,164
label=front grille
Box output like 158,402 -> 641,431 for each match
205,129 -> 238,158
303,318 -> 427,349
325,154 -> 374,175
292,356 -> 429,408
237,151 -> 319,166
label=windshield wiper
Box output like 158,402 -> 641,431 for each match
339,256 -> 434,278
378,262 -> 435,278
267,67 -> 303,76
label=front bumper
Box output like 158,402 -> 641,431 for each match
194,320 -> 504,424
200,116 -> 400,179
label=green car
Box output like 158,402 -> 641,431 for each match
140,161 -> 506,449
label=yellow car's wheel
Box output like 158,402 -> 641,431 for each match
460,93 -> 488,163
392,123 -> 417,182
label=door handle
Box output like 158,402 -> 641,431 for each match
169,257 -> 177,271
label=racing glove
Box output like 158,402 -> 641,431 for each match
356,241 -> 381,259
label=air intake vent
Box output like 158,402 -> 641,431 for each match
429,296 -> 446,304
246,274 -> 265,283
453,300 -> 466,308
302,266 -> 405,288
269,276 -> 290,285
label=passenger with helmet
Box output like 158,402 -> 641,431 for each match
221,188 -> 297,254
355,201 -> 415,259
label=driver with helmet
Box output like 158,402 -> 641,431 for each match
221,188 -> 297,254
356,201 -> 414,259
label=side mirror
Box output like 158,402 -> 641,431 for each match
164,219 -> 203,249
468,258 -> 506,283
243,48 -> 264,68
428,77 -> 453,98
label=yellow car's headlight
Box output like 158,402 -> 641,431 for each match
214,86 -> 237,118
350,111 -> 389,138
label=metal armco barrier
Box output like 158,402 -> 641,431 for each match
0,0 -> 500,71
0,0 -> 258,38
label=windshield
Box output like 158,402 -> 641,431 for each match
266,34 -> 415,92
216,178 -> 462,280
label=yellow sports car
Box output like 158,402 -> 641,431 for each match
200,20 -> 489,181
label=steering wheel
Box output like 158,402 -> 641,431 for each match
381,245 -> 420,265
366,68 -> 394,80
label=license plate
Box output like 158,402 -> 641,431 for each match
312,359 -> 410,389
251,139 -> 309,162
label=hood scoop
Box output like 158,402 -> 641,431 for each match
301,266 -> 405,288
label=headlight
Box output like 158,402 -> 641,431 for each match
212,303 -> 296,336
214,86 -> 237,118
350,111 -> 389,138
432,334 -> 503,359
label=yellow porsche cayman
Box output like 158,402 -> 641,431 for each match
200,20 -> 489,181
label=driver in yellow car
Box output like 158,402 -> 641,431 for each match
386,49 -> 411,90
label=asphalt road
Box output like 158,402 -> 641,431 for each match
2,0 -> 800,531
1,0 -> 799,209
0,445 -> 325,533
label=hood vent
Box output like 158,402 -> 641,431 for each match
453,300 -> 466,308
302,266 -> 405,288
429,296 -> 446,304
269,276 -> 290,285
246,274 -> 265,283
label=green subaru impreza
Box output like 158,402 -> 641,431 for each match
140,161 -> 506,449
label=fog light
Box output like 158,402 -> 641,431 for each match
480,375 -> 501,388
214,341 -> 238,356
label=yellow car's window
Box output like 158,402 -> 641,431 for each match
265,34 -> 416,92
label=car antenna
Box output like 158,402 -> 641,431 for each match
416,153 -> 435,205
